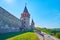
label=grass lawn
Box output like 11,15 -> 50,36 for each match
0,32 -> 22,40
6,32 -> 39,40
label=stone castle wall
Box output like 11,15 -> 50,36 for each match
0,7 -> 34,33
0,7 -> 21,33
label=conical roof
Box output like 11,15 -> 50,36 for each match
23,6 -> 29,13
21,6 -> 30,18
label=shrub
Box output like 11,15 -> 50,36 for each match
56,32 -> 60,39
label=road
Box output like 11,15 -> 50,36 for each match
35,31 -> 60,40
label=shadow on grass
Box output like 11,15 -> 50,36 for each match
0,31 -> 34,40
0,32 -> 26,40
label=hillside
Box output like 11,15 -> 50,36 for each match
6,32 -> 39,40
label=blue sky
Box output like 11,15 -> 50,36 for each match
0,0 -> 60,28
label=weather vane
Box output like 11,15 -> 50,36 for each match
25,2 -> 27,6
25,0 -> 28,6
25,0 -> 30,6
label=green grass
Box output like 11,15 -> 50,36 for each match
0,32 -> 23,40
6,32 -> 39,40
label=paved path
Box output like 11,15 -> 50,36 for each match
35,32 -> 43,40
35,31 -> 60,40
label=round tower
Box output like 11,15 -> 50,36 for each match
21,6 -> 30,27
31,19 -> 35,27
31,19 -> 35,30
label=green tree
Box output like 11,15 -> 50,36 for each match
56,32 -> 60,39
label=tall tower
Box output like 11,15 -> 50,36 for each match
31,19 -> 35,30
31,19 -> 35,27
21,6 -> 30,27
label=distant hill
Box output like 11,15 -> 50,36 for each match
35,27 -> 60,39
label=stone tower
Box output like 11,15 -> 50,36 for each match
31,19 -> 35,30
31,19 -> 35,26
21,6 -> 30,28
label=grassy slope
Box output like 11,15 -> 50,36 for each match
0,32 -> 22,40
6,32 -> 39,40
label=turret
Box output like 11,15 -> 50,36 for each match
21,6 -> 30,18
31,19 -> 35,26
31,19 -> 35,30
20,6 -> 30,27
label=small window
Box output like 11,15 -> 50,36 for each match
24,21 -> 25,23
24,18 -> 25,20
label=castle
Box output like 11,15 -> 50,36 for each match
0,6 -> 35,33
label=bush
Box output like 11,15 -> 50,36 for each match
56,32 -> 60,39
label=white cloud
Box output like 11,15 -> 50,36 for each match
4,0 -> 14,4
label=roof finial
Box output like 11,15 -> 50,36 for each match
25,2 -> 27,7
25,0 -> 28,7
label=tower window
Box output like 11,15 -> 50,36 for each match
24,18 -> 25,20
24,21 -> 25,23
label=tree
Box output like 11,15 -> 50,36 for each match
56,32 -> 60,39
